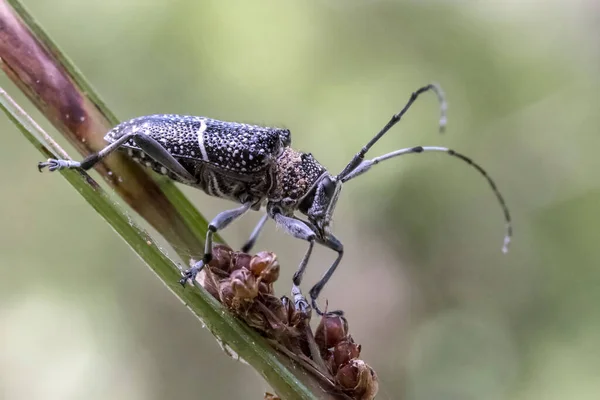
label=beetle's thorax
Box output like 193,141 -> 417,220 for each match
269,147 -> 343,236
269,147 -> 326,209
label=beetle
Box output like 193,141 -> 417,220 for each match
38,84 -> 512,315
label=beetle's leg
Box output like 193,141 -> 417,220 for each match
180,201 -> 254,286
309,234 -> 344,316
241,213 -> 269,253
131,132 -> 195,181
269,211 -> 317,313
291,284 -> 311,317
38,132 -> 135,172
38,130 -> 195,182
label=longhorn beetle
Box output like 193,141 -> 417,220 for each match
38,84 -> 512,316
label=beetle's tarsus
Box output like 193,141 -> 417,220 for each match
178,276 -> 189,287
291,284 -> 311,315
38,158 -> 57,172
38,158 -> 81,172
180,261 -> 205,287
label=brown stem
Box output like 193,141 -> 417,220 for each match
0,0 -> 205,257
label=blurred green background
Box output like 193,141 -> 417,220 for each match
2,1 -> 599,399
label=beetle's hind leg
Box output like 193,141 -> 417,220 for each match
180,201 -> 254,286
38,129 -> 195,182
38,132 -> 135,172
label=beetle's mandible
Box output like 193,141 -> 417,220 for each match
38,84 -> 512,316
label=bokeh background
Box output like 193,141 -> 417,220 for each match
2,1 -> 599,399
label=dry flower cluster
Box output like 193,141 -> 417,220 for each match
194,244 -> 378,400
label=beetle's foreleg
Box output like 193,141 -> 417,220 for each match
270,211 -> 317,313
309,234 -> 344,316
180,201 -> 254,286
241,213 -> 269,253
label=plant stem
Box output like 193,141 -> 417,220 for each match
0,87 -> 344,400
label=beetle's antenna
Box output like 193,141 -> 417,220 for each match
337,83 -> 446,180
341,146 -> 512,253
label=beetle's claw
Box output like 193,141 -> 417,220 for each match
179,261 -> 204,287
38,159 -> 59,172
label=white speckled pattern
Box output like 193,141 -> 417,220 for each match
104,114 -> 291,174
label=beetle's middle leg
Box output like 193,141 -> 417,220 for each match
269,210 -> 317,313
269,211 -> 345,316
180,201 -> 254,286
309,234 -> 344,316
241,213 -> 269,253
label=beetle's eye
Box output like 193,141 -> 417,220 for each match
322,176 -> 336,198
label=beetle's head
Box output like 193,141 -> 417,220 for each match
298,173 -> 343,237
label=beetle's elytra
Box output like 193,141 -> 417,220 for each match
105,115 -> 297,209
38,84 -> 512,316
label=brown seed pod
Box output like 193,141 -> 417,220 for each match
208,244 -> 233,272
249,296 -> 290,338
335,359 -> 379,400
331,338 -> 361,373
242,302 -> 270,333
260,263 -> 280,284
249,251 -> 281,284
336,362 -> 359,392
195,247 -> 379,397
218,280 -> 236,308
230,251 -> 252,273
198,267 -> 221,299
249,251 -> 275,275
258,281 -> 274,295
230,268 -> 259,300
315,313 -> 349,352
261,294 -> 289,323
